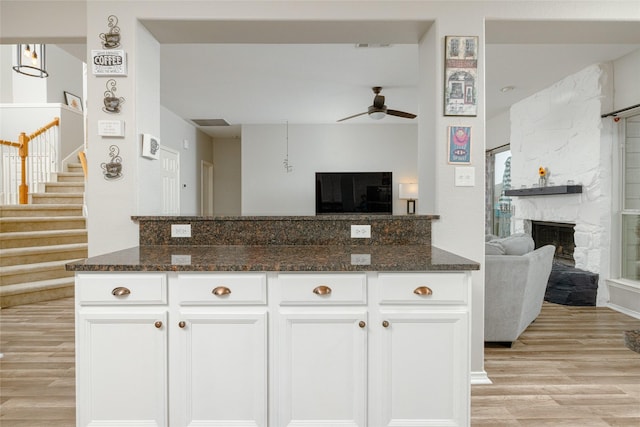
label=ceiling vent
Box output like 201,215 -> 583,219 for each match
191,119 -> 229,126
355,43 -> 392,48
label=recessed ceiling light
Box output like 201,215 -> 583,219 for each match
500,86 -> 515,93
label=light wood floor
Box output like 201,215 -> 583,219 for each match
1,299 -> 639,426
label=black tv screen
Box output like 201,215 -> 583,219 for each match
315,172 -> 392,215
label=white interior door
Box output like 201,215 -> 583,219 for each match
160,146 -> 180,215
201,160 -> 214,216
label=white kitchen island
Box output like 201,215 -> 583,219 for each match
68,216 -> 478,427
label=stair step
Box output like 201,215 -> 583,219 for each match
0,243 -> 88,267
44,182 -> 85,193
0,229 -> 87,249
0,204 -> 83,217
0,216 -> 85,232
67,163 -> 84,173
0,259 -> 79,286
31,193 -> 84,204
57,172 -> 85,183
0,277 -> 74,308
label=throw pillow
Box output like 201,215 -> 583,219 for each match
497,233 -> 534,255
485,241 -> 506,255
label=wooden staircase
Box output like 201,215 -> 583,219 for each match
0,162 -> 87,307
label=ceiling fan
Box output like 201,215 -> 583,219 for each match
337,86 -> 417,122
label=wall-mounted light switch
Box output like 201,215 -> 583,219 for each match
171,224 -> 191,238
351,225 -> 371,238
455,166 -> 475,187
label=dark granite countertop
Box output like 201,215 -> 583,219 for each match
132,215 -> 440,221
66,245 -> 479,272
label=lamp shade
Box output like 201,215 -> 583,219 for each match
398,183 -> 418,199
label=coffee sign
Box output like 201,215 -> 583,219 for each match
92,50 -> 127,76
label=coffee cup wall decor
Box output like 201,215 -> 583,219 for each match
103,79 -> 125,114
99,15 -> 121,49
101,145 -> 123,180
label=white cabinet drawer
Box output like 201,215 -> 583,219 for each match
175,273 -> 267,305
378,272 -> 468,305
77,273 -> 167,305
278,273 -> 367,305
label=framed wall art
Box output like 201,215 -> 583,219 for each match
448,126 -> 471,164
141,133 -> 160,160
92,49 -> 127,76
444,36 -> 478,116
64,91 -> 83,112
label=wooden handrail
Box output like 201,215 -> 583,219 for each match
0,139 -> 21,148
27,117 -> 60,142
1,117 -> 61,204
78,151 -> 88,179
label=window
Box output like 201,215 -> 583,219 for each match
622,114 -> 640,281
485,146 -> 512,237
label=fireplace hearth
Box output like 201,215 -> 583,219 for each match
531,221 -> 575,266
530,220 -> 598,306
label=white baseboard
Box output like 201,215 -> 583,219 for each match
607,302 -> 640,320
471,370 -> 492,385
607,279 -> 640,319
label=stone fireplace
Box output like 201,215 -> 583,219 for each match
530,220 -> 598,306
508,63 -> 615,306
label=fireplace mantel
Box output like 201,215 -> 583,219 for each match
505,185 -> 582,197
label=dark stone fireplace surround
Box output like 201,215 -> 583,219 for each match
530,220 -> 598,306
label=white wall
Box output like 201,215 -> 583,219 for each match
161,106 -> 214,215
486,110 -> 510,151
213,137 -> 241,216
242,124 -> 417,216
613,48 -> 640,114
45,45 -> 84,105
136,23 -> 162,216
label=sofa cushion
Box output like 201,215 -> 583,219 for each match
489,233 -> 534,256
485,241 -> 506,255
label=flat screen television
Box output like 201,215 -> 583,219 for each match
315,172 -> 392,215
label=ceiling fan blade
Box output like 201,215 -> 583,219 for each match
337,111 -> 368,122
373,95 -> 385,109
387,109 -> 417,119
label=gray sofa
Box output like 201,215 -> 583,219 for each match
484,233 -> 555,346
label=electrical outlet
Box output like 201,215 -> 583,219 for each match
171,224 -> 192,238
351,254 -> 371,265
351,224 -> 371,238
171,254 -> 192,265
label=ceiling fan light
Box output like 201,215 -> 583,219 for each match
369,111 -> 386,120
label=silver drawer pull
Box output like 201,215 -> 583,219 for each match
313,285 -> 332,296
413,286 -> 433,296
112,287 -> 131,297
212,286 -> 231,296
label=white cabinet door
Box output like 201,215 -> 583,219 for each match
171,310 -> 268,427
76,310 -> 168,427
277,311 -> 368,427
374,310 -> 469,427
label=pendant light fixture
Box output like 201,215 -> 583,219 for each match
13,44 -> 48,78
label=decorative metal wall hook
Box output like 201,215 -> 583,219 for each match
103,79 -> 125,114
101,145 -> 123,180
99,15 -> 121,49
